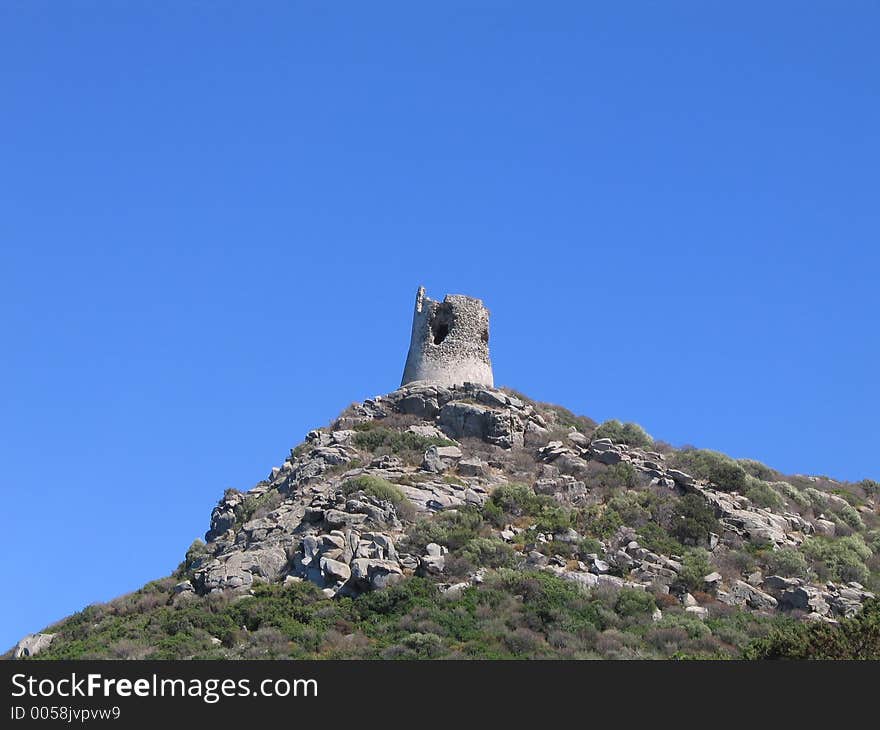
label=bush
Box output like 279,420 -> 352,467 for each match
456,537 -> 517,570
400,632 -> 444,659
614,588 -> 656,618
352,427 -> 454,455
404,507 -> 486,553
576,505 -> 623,540
678,548 -> 713,593
485,483 -> 572,533
652,611 -> 712,640
804,488 -> 864,531
801,536 -> 872,584
670,494 -> 720,546
763,548 -> 810,579
744,479 -> 785,509
775,481 -> 810,508
343,475 -> 407,505
637,522 -> 686,557
745,599 -> 880,659
858,479 -> 880,500
671,449 -> 748,492
737,459 -> 780,481
593,420 -> 653,449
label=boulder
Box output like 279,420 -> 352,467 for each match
14,633 -> 56,659
763,575 -> 803,594
422,445 -> 463,473
780,586 -> 830,615
324,509 -> 369,528
457,457 -> 485,477
397,394 -> 440,419
667,469 -> 695,486
438,402 -> 490,440
703,572 -> 723,592
720,580 -> 778,611
320,557 -> 352,583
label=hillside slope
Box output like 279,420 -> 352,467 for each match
9,382 -> 880,660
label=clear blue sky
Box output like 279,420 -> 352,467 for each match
2,2 -> 878,651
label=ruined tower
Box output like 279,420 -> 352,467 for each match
401,286 -> 494,388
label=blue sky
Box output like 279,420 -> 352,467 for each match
1,2 -> 878,651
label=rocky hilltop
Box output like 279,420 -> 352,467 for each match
10,382 -> 880,660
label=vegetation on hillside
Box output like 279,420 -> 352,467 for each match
11,392 -> 879,661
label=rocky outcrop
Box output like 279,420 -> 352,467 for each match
180,380 -> 877,628
14,633 -> 56,659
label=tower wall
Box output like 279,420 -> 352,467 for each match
401,287 -> 494,388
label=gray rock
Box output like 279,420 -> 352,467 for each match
486,409 -> 524,449
422,445 -> 463,473
721,580 -> 778,611
667,469 -> 695,486
475,389 -> 509,408
814,518 -> 836,537
420,554 -> 446,575
780,586 -> 830,615
763,575 -> 803,593
438,402 -> 491,440
14,633 -> 56,659
442,582 -> 471,598
320,557 -> 352,583
320,534 -> 347,552
324,509 -> 369,528
398,394 -> 440,419
457,457 -> 485,477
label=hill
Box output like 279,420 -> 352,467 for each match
8,381 -> 879,660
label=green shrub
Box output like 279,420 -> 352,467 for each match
804,488 -> 865,531
183,539 -> 210,578
404,507 -> 486,553
678,548 -> 713,593
614,588 -> 656,618
637,522 -> 686,557
745,599 -> 880,659
801,536 -> 872,584
539,404 -> 596,433
593,420 -> 653,449
652,611 -> 712,639
491,569 -> 604,632
485,483 -> 572,533
578,537 -> 604,555
457,537 -> 517,569
400,632 -> 445,659
737,459 -> 779,481
858,479 -> 880,499
352,427 -> 454,455
608,492 -> 652,528
763,547 -> 810,579
744,478 -> 785,509
575,505 -> 623,540
670,493 -> 720,546
671,449 -> 748,492
343,475 -> 407,505
775,481 -> 810,508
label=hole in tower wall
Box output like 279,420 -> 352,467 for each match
481,327 -> 489,343
430,306 -> 452,345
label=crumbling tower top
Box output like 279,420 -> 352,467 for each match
401,286 -> 494,388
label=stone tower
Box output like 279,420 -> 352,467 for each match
401,286 -> 494,388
